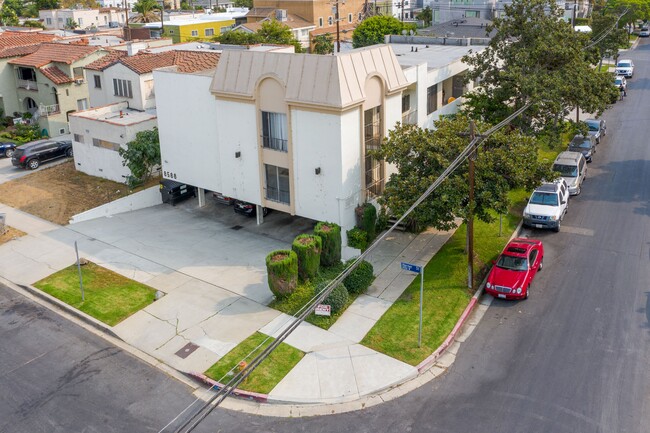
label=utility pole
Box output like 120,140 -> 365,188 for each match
571,1 -> 576,27
124,0 -> 130,41
330,0 -> 345,53
400,0 -> 405,22
467,120 -> 476,291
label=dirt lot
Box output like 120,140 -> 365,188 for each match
0,226 -> 26,245
0,161 -> 158,225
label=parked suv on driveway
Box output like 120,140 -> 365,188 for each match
11,139 -> 73,170
523,179 -> 569,232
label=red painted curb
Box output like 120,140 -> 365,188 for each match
186,372 -> 269,403
416,295 -> 479,374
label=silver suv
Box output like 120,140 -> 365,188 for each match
553,151 -> 587,196
523,179 -> 569,232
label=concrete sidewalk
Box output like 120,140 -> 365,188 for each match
0,201 -> 458,405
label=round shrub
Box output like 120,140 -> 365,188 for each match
346,227 -> 368,250
343,259 -> 375,294
265,250 -> 298,299
322,284 -> 349,314
314,221 -> 341,267
291,234 -> 322,281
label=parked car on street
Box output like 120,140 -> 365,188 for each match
567,134 -> 597,162
11,139 -> 72,170
0,142 -> 16,158
552,151 -> 587,196
640,27 -> 649,37
523,179 -> 569,232
615,59 -> 634,78
584,118 -> 606,144
233,200 -> 269,217
614,76 -> 627,92
485,238 -> 544,300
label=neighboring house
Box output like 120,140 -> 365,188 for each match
7,43 -> 109,136
130,15 -> 237,42
153,42 -> 480,240
420,18 -> 496,39
234,10 -> 315,48
0,31 -> 57,116
39,8 -> 127,30
246,0 -> 366,30
98,0 -> 137,9
424,0 -> 580,23
70,48 -> 220,181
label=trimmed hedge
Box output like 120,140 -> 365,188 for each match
314,222 -> 341,267
343,259 -> 374,294
266,250 -> 298,299
362,203 -> 377,241
347,227 -> 368,250
292,234 -> 322,281
322,284 -> 349,314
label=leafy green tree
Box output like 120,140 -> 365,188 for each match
119,128 -> 161,187
0,5 -> 18,26
36,0 -> 61,9
591,10 -> 628,67
131,0 -> 161,23
605,0 -> 650,29
233,0 -> 252,7
462,0 -> 615,135
373,116 -> 553,231
352,15 -> 412,48
417,6 -> 432,27
312,33 -> 334,54
258,19 -> 304,53
23,20 -> 45,28
180,0 -> 190,9
217,29 -> 263,45
65,18 -> 79,29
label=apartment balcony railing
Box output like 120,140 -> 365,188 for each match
17,79 -> 38,91
402,109 -> 417,125
39,104 -> 60,117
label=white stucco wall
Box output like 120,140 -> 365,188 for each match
87,70 -> 109,108
338,108 -> 362,232
69,108 -> 157,182
215,99 -> 259,203
154,69 -> 222,192
292,108 -> 345,224
102,64 -> 147,110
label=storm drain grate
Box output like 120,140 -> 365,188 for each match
175,342 -> 199,359
231,225 -> 243,230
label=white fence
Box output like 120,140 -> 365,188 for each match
69,185 -> 162,224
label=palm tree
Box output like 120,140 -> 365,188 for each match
131,0 -> 161,23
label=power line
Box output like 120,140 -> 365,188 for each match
166,102 -> 531,433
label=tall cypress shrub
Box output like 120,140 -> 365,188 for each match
362,203 -> 377,241
314,222 -> 341,267
292,234 -> 322,281
266,250 -> 298,299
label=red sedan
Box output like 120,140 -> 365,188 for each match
485,238 -> 544,300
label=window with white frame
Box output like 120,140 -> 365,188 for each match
427,84 -> 438,114
328,16 -> 333,25
205,28 -> 214,36
113,78 -> 133,98
46,18 -> 52,24
265,164 -> 290,204
261,111 -> 288,152
77,99 -> 88,111
348,13 -> 352,22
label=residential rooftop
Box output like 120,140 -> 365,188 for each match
71,103 -> 157,126
8,42 -> 99,67
85,49 -> 220,74
388,42 -> 483,70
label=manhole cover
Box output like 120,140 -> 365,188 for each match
175,342 -> 199,359
231,225 -> 243,230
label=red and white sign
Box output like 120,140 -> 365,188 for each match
315,304 -> 331,316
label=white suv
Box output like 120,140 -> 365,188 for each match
523,179 -> 569,232
615,59 -> 634,78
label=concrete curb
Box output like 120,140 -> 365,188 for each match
16,281 -> 122,341
187,372 -> 269,403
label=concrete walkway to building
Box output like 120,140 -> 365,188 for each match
0,200 -> 456,404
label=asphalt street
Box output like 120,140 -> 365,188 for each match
0,285 -> 198,433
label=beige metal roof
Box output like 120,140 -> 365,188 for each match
210,45 -> 409,110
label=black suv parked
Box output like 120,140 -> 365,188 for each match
11,139 -> 73,170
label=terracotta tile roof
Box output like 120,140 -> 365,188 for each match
239,14 -> 315,32
8,43 -> 99,67
0,32 -> 57,49
116,50 -> 220,75
310,22 -> 357,41
40,65 -> 74,84
84,49 -> 128,71
0,44 -> 40,59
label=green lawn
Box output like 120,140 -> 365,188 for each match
34,262 -> 157,326
204,332 -> 304,394
269,262 -> 363,330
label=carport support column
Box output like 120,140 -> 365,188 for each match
256,205 -> 263,225
197,188 -> 206,207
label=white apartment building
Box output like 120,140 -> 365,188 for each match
153,42 -> 480,239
